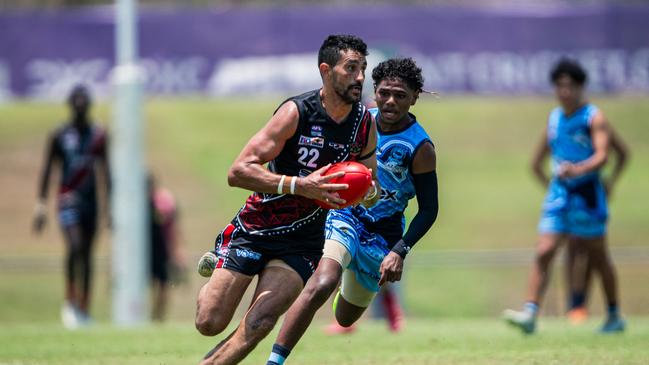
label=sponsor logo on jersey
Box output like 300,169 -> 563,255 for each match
298,169 -> 312,177
380,189 -> 399,201
328,142 -> 345,150
299,135 -> 324,148
235,248 -> 262,260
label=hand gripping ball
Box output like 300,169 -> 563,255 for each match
316,161 -> 372,209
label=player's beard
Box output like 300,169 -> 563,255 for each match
333,78 -> 362,104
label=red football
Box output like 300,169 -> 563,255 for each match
316,161 -> 372,209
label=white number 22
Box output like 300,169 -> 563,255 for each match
298,147 -> 319,168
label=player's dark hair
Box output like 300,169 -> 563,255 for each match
67,84 -> 92,105
550,58 -> 587,86
318,34 -> 368,67
372,57 -> 424,92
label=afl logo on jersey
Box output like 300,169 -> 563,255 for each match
310,125 -> 323,137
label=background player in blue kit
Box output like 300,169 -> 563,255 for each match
504,58 -> 625,334
32,85 -> 111,329
266,57 -> 438,365
564,127 -> 630,324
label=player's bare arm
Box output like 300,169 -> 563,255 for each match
412,141 -> 436,175
558,110 -> 610,178
605,126 -> 630,195
33,132 -> 59,233
227,101 -> 348,205
530,127 -> 551,186
379,141 -> 437,285
358,116 -> 381,208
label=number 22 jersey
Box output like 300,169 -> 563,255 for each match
231,89 -> 373,250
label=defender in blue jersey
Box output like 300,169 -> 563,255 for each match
33,85 -> 110,328
266,58 -> 438,365
504,58 -> 625,334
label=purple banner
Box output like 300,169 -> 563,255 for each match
1,4 -> 649,100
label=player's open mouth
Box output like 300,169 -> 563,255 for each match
381,109 -> 398,118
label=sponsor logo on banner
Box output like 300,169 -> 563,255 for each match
298,135 -> 324,148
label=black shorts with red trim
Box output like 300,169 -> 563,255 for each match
212,223 -> 322,284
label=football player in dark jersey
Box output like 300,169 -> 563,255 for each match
33,85 -> 110,328
194,34 -> 380,365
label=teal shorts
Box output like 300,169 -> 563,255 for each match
538,178 -> 608,238
325,208 -> 390,293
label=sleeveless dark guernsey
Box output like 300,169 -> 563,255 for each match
233,89 -> 373,250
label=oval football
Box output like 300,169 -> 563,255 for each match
316,161 -> 372,209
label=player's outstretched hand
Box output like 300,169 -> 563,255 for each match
378,251 -> 404,286
296,164 -> 348,208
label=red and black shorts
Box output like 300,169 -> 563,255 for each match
212,224 -> 322,285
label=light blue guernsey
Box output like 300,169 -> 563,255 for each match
547,104 -> 599,186
538,103 -> 608,237
351,107 -> 432,244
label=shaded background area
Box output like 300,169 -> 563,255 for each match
3,0 -> 649,7
2,2 -> 649,101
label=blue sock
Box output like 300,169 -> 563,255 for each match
607,302 -> 619,318
524,302 -> 539,316
267,343 -> 291,365
570,292 -> 586,309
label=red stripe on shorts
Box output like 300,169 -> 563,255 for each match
216,224 -> 236,269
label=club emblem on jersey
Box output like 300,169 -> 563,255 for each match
310,125 -> 323,137
572,130 -> 591,148
299,135 -> 324,148
378,142 -> 412,182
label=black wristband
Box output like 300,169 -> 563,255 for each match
391,239 -> 411,259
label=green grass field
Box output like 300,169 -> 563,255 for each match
1,318 -> 648,365
1,96 -> 648,364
